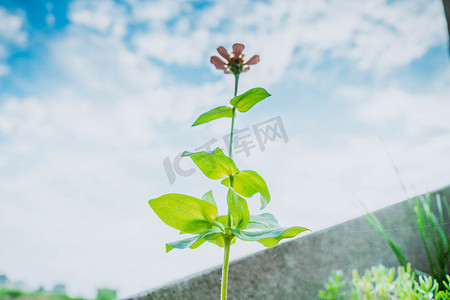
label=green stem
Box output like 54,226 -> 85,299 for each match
221,235 -> 231,300
228,74 -> 239,159
228,108 -> 236,159
234,74 -> 239,98
213,221 -> 225,232
221,73 -> 240,300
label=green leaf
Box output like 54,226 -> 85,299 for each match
179,220 -> 214,234
222,170 -> 270,209
149,193 -> 218,234
183,147 -> 239,180
189,237 -> 207,249
204,232 -> 227,247
215,215 -> 228,227
230,87 -> 271,113
206,215 -> 238,247
192,106 -> 233,126
178,232 -> 233,250
231,226 -> 309,247
365,212 -> 409,267
414,196 -> 440,279
201,190 -> 217,208
227,188 -> 250,229
247,213 -> 279,229
206,234 -> 237,248
166,228 -> 222,252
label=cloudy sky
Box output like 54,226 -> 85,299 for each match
0,0 -> 449,298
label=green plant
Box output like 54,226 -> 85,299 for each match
0,287 -> 89,300
318,270 -> 346,300
414,193 -> 450,286
0,288 -> 25,299
148,43 -> 309,299
96,289 -> 116,300
319,264 -> 450,300
365,190 -> 450,288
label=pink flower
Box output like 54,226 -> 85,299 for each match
210,43 -> 260,75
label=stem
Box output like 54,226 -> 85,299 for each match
228,74 -> 239,159
221,73 -> 240,300
213,221 -> 225,232
221,235 -> 231,300
234,74 -> 239,97
227,175 -> 234,226
228,108 -> 236,159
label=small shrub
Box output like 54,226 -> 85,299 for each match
0,287 -> 90,300
319,264 -> 450,300
318,270 -> 346,300
0,288 -> 26,299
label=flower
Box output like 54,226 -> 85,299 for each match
210,43 -> 260,75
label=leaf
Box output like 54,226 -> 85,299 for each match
149,193 -> 218,234
230,87 -> 271,113
247,213 -> 279,229
166,228 -> 222,252
206,234 -> 237,248
189,237 -> 207,249
414,196 -> 440,279
231,226 -> 309,247
192,106 -> 233,126
183,147 -> 239,180
175,228 -> 235,249
179,220 -> 214,234
227,188 -> 250,229
419,195 -> 448,278
204,232 -> 226,247
365,212 -> 409,267
201,215 -> 238,247
222,170 -> 270,209
201,190 -> 217,208
215,215 -> 228,227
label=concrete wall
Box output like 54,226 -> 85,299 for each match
126,187 -> 449,300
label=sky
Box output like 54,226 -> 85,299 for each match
0,0 -> 449,298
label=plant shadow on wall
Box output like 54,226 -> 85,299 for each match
147,43 -> 309,300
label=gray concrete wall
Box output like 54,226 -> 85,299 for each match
126,187 -> 449,300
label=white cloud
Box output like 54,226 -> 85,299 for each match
68,0 -> 127,37
0,63 -> 8,76
342,0 -> 445,72
0,7 -> 27,46
0,6 -> 27,77
128,0 -> 184,23
134,28 -> 211,66
45,1 -> 55,28
357,82 -> 450,134
0,44 -> 7,58
130,0 -> 447,86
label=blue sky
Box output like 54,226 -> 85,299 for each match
0,0 -> 449,298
